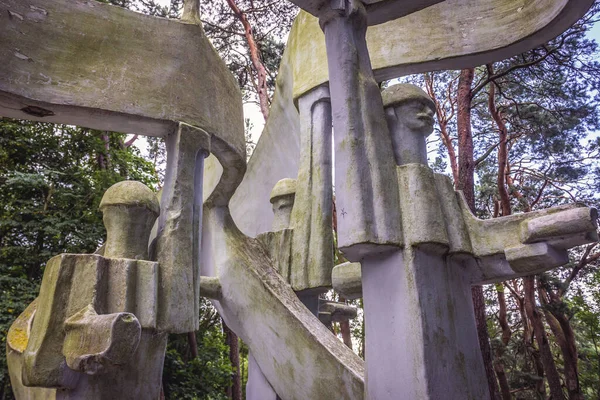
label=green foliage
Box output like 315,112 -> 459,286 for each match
162,332 -> 232,400
0,119 -> 158,398
162,298 -> 234,400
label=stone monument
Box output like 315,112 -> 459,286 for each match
2,0 -> 598,399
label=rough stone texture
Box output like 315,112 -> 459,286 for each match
288,1 -> 595,100
0,0 -> 244,155
289,85 -> 334,292
270,179 -> 297,232
9,181 -> 167,399
154,123 -> 209,333
383,84 -> 435,166
332,262 -> 363,300
322,3 -> 402,260
201,205 -> 364,400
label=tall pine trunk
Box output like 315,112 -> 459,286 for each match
456,67 -> 500,400
524,277 -> 565,400
494,284 -> 512,400
223,320 -> 242,400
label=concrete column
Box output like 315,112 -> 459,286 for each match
155,122 -> 210,332
289,84 -> 334,292
319,0 -> 402,261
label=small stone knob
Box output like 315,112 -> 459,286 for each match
100,181 -> 160,260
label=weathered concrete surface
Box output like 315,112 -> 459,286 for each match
201,205 -> 364,400
286,0 -> 443,26
332,262 -> 363,300
246,354 -> 278,400
362,250 -> 489,400
228,0 -> 595,239
7,299 -> 57,400
383,84 -> 435,166
289,86 -> 334,292
322,3 -> 402,260
100,181 -> 160,260
9,181 -> 167,399
288,0 -> 595,100
155,124 -> 209,332
0,0 -> 243,153
270,178 -> 297,232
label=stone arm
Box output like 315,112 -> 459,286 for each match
333,174 -> 598,296
456,192 -> 598,284
200,205 -> 364,400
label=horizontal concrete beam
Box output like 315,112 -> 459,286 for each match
289,0 -> 594,99
0,0 -> 243,154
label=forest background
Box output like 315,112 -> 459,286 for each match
1,1 -> 600,399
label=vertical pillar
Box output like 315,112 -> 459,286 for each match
319,0 -> 402,261
289,84 -> 334,293
156,123 -> 210,333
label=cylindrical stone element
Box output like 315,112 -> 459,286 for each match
522,206 -> 598,244
382,83 -> 435,166
332,262 -> 362,300
270,178 -> 297,232
290,85 -> 334,292
100,181 -> 160,260
320,3 -> 402,261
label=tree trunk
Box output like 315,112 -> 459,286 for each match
456,67 -> 499,400
472,285 -> 500,400
494,284 -> 512,400
188,331 -> 199,359
223,320 -> 242,400
523,277 -> 565,400
487,73 -> 511,217
424,72 -> 459,183
225,0 -> 270,121
456,68 -> 475,206
539,288 -> 583,400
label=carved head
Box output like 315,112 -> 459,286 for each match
382,84 -> 436,135
100,181 -> 160,259
269,178 -> 297,231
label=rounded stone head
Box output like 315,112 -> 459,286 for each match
382,84 -> 436,135
100,181 -> 160,260
270,178 -> 297,231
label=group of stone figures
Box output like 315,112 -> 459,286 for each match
1,0 -> 598,399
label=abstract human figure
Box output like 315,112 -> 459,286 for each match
7,181 -> 166,399
334,84 -> 598,399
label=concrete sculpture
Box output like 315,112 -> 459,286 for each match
2,0 -> 598,399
